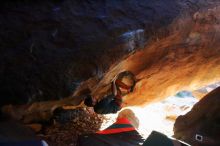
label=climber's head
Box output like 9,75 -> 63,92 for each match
114,71 -> 136,96
117,109 -> 139,129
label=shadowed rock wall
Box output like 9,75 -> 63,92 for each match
174,87 -> 220,145
0,0 -> 218,106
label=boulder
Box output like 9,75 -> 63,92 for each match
174,87 -> 220,146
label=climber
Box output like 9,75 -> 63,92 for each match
77,109 -> 190,146
77,109 -> 144,146
84,71 -> 136,114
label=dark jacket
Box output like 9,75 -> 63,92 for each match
77,118 -> 144,146
85,94 -> 122,114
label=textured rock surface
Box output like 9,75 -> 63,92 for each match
173,87 -> 220,145
83,4 -> 220,106
1,0 -> 217,106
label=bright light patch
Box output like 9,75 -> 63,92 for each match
100,92 -> 198,138
132,94 -> 198,138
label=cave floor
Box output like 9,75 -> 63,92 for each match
38,107 -> 116,146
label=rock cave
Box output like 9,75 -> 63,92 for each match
0,0 -> 220,146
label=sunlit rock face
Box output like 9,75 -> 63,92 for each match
174,87 -> 220,145
89,5 -> 220,107
0,0 -> 220,106
192,81 -> 220,99
0,0 -> 186,106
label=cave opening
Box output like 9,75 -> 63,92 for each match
99,90 -> 198,138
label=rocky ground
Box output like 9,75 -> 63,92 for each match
38,107 -> 116,146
